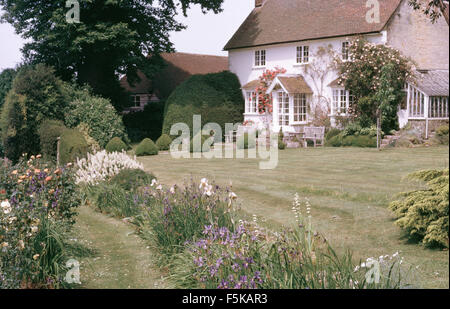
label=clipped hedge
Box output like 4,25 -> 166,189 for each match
156,134 -> 172,151
162,71 -> 244,141
59,128 -> 90,164
389,169 -> 449,248
135,138 -> 159,156
38,119 -> 66,161
123,101 -> 165,143
105,137 -> 127,153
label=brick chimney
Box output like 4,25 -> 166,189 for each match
255,0 -> 264,7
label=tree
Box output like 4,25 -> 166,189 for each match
0,0 -> 225,110
0,68 -> 18,111
409,0 -> 449,25
0,64 -> 68,161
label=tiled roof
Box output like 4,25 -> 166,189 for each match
242,79 -> 263,89
327,77 -> 345,88
414,70 -> 449,97
278,76 -> 313,94
120,53 -> 229,98
224,0 -> 402,50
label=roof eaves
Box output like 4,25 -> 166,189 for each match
224,31 -> 383,51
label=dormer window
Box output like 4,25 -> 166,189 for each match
342,42 -> 350,61
296,46 -> 309,64
255,50 -> 266,67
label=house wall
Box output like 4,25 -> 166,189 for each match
228,34 -> 385,130
385,0 -> 449,70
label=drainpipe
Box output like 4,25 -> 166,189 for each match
425,95 -> 429,139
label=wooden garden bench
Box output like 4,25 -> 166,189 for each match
300,126 -> 325,147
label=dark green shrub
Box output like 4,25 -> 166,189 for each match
325,134 -> 343,147
325,133 -> 376,148
1,65 -> 67,161
278,129 -> 286,150
59,128 -> 90,164
435,125 -> 449,145
237,132 -> 256,150
162,71 -> 244,141
105,137 -> 127,153
123,101 -> 165,142
325,128 -> 342,140
38,119 -> 66,161
156,134 -> 172,151
190,134 -> 212,153
109,168 -> 156,191
135,138 -> 159,156
0,92 -> 27,161
343,122 -> 363,137
0,68 -> 17,111
64,85 -> 129,148
389,169 -> 449,248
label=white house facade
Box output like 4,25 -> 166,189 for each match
224,0 -> 449,135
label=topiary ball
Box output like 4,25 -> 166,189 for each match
156,134 -> 173,151
135,138 -> 159,156
105,137 -> 127,153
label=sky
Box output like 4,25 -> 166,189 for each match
0,0 -> 253,71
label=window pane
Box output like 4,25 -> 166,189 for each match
342,42 -> 349,60
261,50 -> 266,66
303,46 -> 309,63
296,46 -> 302,63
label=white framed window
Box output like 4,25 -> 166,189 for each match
245,91 -> 258,114
408,86 -> 425,118
278,92 -> 290,127
296,46 -> 309,64
293,94 -> 307,123
332,89 -> 354,115
429,96 -> 449,118
255,50 -> 266,67
342,42 -> 350,61
132,95 -> 141,107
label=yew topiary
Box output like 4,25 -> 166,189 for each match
135,138 -> 159,156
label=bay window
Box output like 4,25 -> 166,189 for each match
293,94 -> 307,122
278,92 -> 290,126
245,91 -> 258,114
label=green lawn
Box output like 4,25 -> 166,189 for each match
137,146 -> 449,289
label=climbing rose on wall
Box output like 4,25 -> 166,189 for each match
254,67 -> 287,114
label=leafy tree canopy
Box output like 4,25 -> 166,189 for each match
0,0 -> 225,110
409,0 -> 449,25
0,68 -> 18,111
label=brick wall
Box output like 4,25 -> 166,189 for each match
385,0 -> 449,70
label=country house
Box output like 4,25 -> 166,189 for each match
224,0 -> 449,135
